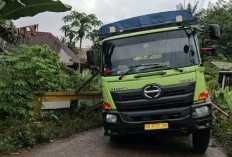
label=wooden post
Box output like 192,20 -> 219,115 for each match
33,95 -> 43,119
222,74 -> 226,90
78,38 -> 82,73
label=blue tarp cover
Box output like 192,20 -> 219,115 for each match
100,10 -> 194,39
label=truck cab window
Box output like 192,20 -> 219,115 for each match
102,29 -> 199,76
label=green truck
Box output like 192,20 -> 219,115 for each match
96,10 -> 220,153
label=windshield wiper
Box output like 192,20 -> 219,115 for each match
118,64 -> 183,80
141,65 -> 184,73
118,63 -> 160,80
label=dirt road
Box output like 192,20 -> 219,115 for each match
7,128 -> 227,157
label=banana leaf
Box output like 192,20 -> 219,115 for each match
0,0 -> 71,20
224,87 -> 232,113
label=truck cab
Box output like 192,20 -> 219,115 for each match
98,10 -> 220,154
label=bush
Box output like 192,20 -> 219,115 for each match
0,45 -> 69,120
0,110 -> 103,155
67,70 -> 101,92
0,45 -> 103,155
213,117 -> 232,157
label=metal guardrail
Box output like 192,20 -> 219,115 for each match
34,91 -> 101,119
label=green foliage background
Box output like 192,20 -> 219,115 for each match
0,45 -> 68,120
0,45 -> 102,155
199,1 -> 232,156
2,0 -> 232,155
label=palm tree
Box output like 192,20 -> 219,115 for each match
86,29 -> 101,67
86,29 -> 99,44
60,25 -> 78,52
176,1 -> 202,21
61,11 -> 102,73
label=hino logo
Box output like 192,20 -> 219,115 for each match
143,85 -> 161,99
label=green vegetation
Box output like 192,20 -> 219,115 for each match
0,45 -> 67,120
61,11 -> 102,72
0,0 -> 70,44
0,45 -> 102,155
0,0 -> 70,20
1,0 -> 232,155
214,87 -> 232,112
179,0 -> 232,156
200,0 -> 232,58
214,117 -> 232,157
0,110 -> 102,155
176,0 -> 203,21
0,1 -> 101,156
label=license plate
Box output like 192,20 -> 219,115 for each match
144,123 -> 169,130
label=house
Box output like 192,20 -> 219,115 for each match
219,71 -> 232,89
212,61 -> 232,89
1,24 -> 90,70
76,47 -> 89,63
14,24 -> 80,69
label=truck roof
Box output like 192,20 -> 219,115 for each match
99,10 -> 194,40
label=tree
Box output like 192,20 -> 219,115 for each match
86,29 -> 100,44
0,20 -> 15,45
61,11 -> 102,73
0,0 -> 71,20
0,0 -> 71,45
200,0 -> 232,58
60,24 -> 79,53
176,1 -> 203,21
60,35 -> 77,53
86,29 -> 101,67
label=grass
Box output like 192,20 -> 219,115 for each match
0,109 -> 103,155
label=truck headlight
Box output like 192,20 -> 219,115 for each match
192,106 -> 210,118
106,114 -> 117,123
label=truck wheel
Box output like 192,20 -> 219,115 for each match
192,129 -> 211,154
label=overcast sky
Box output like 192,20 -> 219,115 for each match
13,0 -> 220,47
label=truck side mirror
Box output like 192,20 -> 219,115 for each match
208,24 -> 220,40
201,47 -> 218,56
87,50 -> 95,66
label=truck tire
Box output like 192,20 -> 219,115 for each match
192,129 -> 211,154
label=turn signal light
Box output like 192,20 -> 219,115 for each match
103,102 -> 112,110
199,90 -> 209,100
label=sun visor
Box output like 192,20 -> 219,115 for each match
99,10 -> 194,39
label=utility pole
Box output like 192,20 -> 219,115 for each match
184,0 -> 186,9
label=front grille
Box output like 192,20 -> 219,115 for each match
111,82 -> 195,112
120,106 -> 190,122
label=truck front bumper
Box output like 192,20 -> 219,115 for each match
103,102 -> 212,136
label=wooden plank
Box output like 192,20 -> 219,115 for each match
211,103 -> 230,118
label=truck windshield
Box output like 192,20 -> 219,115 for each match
102,29 -> 199,76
